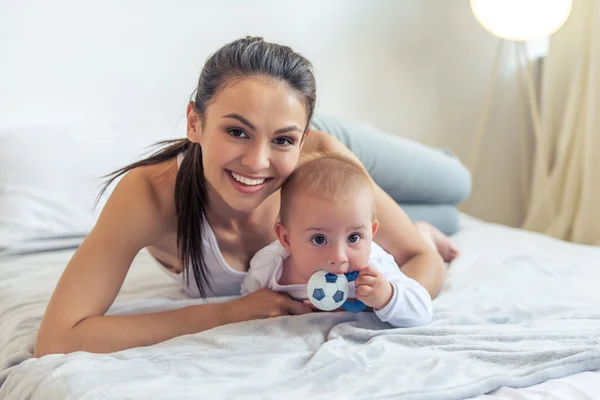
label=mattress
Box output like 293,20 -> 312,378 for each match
0,216 -> 599,399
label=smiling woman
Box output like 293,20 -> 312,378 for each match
34,36 -> 447,357
191,78 -> 308,213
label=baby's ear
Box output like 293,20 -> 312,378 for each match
371,220 -> 379,236
275,222 -> 292,253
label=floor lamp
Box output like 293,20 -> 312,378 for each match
466,0 -> 573,220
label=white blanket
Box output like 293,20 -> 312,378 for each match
1,217 -> 600,399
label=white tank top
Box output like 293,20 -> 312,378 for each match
153,153 -> 247,298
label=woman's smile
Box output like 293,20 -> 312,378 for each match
227,169 -> 274,194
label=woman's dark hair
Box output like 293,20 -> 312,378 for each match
97,37 -> 317,297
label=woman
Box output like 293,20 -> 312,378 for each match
35,37 -> 448,357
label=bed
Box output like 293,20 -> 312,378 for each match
1,214 -> 599,400
1,115 -> 599,399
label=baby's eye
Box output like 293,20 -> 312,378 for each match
311,235 -> 327,245
228,129 -> 249,139
347,234 -> 361,244
273,137 -> 293,146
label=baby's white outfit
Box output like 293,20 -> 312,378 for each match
241,240 -> 433,328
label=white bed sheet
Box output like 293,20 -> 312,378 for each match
456,217 -> 600,400
0,216 -> 599,399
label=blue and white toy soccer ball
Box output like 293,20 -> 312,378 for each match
307,270 -> 350,311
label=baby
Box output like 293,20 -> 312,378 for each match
241,155 -> 455,327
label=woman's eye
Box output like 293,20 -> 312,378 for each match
347,234 -> 361,244
228,129 -> 248,139
273,137 -> 293,146
311,235 -> 327,245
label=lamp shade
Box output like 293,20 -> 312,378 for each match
470,0 -> 572,41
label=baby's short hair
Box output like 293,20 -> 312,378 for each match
280,154 -> 375,224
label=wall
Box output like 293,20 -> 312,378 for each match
0,0 -> 548,227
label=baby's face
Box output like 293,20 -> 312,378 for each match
277,187 -> 377,283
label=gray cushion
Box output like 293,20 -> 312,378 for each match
311,114 -> 470,235
312,114 -> 471,205
399,203 -> 459,236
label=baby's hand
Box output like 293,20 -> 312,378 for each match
354,266 -> 393,310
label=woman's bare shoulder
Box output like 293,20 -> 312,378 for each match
299,129 -> 337,165
301,129 -> 330,154
110,158 -> 179,227
300,129 -> 353,162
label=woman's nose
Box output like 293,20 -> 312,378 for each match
241,143 -> 270,172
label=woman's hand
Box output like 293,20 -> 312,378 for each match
227,289 -> 314,322
354,266 -> 393,310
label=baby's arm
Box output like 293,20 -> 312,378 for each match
357,247 -> 433,328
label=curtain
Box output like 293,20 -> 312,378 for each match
522,0 -> 600,245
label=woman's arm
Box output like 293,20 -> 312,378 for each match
370,183 -> 446,298
37,290 -> 310,356
307,130 -> 446,298
34,169 -> 213,356
35,168 -> 311,356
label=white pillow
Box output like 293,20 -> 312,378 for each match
0,120 -> 182,246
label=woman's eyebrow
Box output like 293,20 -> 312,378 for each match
223,113 -> 255,130
223,113 -> 302,135
274,125 -> 303,135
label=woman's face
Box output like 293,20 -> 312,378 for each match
188,77 -> 308,213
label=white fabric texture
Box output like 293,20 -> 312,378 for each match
1,216 -> 600,399
240,240 -> 433,328
0,120 -> 179,247
522,0 -> 600,245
